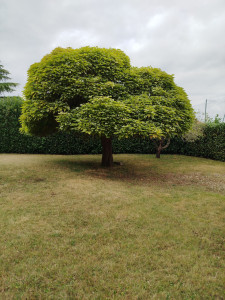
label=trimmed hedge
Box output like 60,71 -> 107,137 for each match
0,97 -> 102,154
177,124 -> 225,161
0,97 -> 224,161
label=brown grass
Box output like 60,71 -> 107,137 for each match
0,154 -> 224,299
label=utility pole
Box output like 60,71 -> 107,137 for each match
205,99 -> 207,123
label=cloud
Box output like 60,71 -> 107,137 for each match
0,0 -> 224,117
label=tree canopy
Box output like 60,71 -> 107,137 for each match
20,46 -> 194,166
0,63 -> 18,95
57,95 -> 161,139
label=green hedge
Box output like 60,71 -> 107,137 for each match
0,97 -> 224,161
0,97 -> 101,154
177,123 -> 225,161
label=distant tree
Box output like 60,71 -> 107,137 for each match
20,46 -> 194,166
0,63 -> 18,95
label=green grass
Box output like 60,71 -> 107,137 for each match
0,154 -> 224,299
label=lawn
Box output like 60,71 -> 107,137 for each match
0,154 -> 224,299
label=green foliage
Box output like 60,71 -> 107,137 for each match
125,66 -> 176,95
0,97 -> 101,154
182,119 -> 205,142
1,98 -> 224,161
175,123 -> 225,161
23,46 -> 130,102
21,47 -> 131,135
57,88 -> 193,144
206,114 -> 224,125
126,67 -> 194,138
58,97 -> 131,137
0,97 -> 23,152
20,100 -> 69,136
20,46 -> 194,142
0,63 -> 18,95
57,95 -> 161,139
202,123 -> 225,160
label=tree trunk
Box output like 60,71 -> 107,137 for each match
154,138 -> 170,159
156,145 -> 162,158
101,136 -> 113,167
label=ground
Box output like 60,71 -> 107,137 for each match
0,154 -> 224,299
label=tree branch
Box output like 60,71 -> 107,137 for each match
161,137 -> 171,149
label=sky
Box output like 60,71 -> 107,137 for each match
1,0 -> 225,119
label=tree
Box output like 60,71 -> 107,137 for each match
57,95 -> 162,166
20,46 -> 194,166
119,66 -> 194,158
0,63 -> 18,95
20,46 -> 131,135
150,85 -> 194,158
130,67 -> 194,158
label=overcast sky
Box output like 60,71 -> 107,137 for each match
1,0 -> 225,119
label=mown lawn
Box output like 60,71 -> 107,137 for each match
0,154 -> 224,299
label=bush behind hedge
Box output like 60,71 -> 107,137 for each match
0,97 -> 224,161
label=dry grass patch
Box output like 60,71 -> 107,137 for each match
0,154 -> 224,299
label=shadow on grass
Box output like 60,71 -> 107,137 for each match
49,156 -> 225,193
53,157 -> 104,172
51,157 -> 163,184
